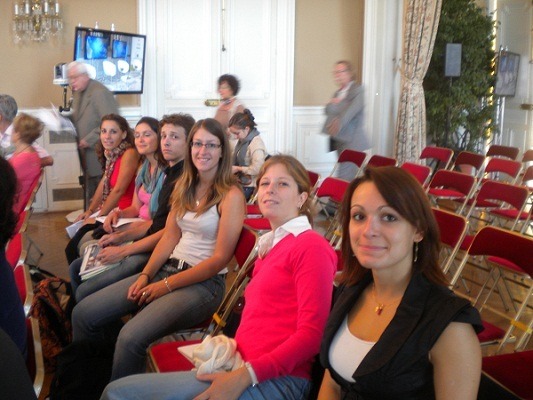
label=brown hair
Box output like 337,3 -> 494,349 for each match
228,109 -> 257,131
13,113 -> 43,144
255,154 -> 314,225
170,118 -> 236,217
135,116 -> 166,167
338,166 -> 446,287
159,113 -> 195,139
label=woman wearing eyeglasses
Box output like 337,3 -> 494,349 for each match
71,118 -> 245,382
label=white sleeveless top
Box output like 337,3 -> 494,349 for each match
329,316 -> 375,382
170,204 -> 226,274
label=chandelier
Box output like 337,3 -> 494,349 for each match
12,0 -> 63,43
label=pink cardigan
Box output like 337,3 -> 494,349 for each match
235,230 -> 337,382
9,151 -> 41,213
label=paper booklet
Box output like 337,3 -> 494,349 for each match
65,211 -> 99,239
95,216 -> 144,228
79,243 -> 122,281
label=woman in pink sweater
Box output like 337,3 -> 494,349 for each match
101,155 -> 337,400
8,113 -> 43,214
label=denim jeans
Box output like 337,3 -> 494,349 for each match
69,253 -> 150,302
72,271 -> 225,381
100,371 -> 310,400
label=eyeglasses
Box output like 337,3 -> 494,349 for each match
333,69 -> 349,75
190,141 -> 222,150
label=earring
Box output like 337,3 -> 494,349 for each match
413,242 -> 419,263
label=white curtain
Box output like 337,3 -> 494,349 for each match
394,0 -> 442,164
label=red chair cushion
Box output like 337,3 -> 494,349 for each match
483,350 -> 533,399
487,256 -> 526,275
150,339 -> 199,373
428,188 -> 466,199
477,321 -> 505,343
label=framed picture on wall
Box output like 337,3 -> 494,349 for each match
495,51 -> 520,97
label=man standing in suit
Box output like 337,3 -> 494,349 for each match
67,61 -> 119,207
322,60 -> 370,180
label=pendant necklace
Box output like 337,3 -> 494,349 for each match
195,189 -> 209,207
371,284 -> 403,316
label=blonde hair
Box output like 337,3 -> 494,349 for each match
13,113 -> 43,144
170,118 -> 237,217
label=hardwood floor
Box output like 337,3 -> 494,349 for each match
26,211 -> 71,280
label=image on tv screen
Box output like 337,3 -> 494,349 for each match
74,27 -> 146,94
112,39 -> 128,59
86,36 -> 109,60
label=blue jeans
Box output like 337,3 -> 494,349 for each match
72,271 -> 225,381
100,371 -> 310,400
69,253 -> 150,302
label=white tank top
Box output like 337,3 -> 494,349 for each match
328,316 -> 375,382
170,204 -> 226,273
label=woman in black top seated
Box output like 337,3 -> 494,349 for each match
318,166 -> 483,400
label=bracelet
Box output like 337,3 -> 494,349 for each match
164,277 -> 172,293
244,362 -> 258,387
139,272 -> 151,281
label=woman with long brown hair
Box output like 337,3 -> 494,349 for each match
318,166 -> 483,399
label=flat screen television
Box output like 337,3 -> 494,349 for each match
73,27 -> 146,94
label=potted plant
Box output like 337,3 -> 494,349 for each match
424,0 -> 497,153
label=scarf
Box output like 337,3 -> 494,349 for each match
232,128 -> 260,167
135,159 -> 165,218
102,140 -> 131,203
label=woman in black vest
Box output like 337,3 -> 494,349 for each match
318,166 -> 483,400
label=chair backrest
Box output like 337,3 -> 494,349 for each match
521,148 -> 533,164
452,151 -> 486,176
306,170 -> 320,190
330,149 -> 367,178
427,170 -> 477,214
486,144 -> 520,160
337,149 -> 367,167
466,180 -> 529,229
428,169 -> 477,197
365,154 -> 397,168
420,146 -> 454,170
210,227 -> 258,336
315,177 -> 350,204
233,226 -> 258,270
433,208 -> 468,249
21,169 -> 44,214
432,208 -> 468,274
521,165 -> 533,188
467,226 -> 533,276
483,158 -> 522,184
400,162 -> 432,187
